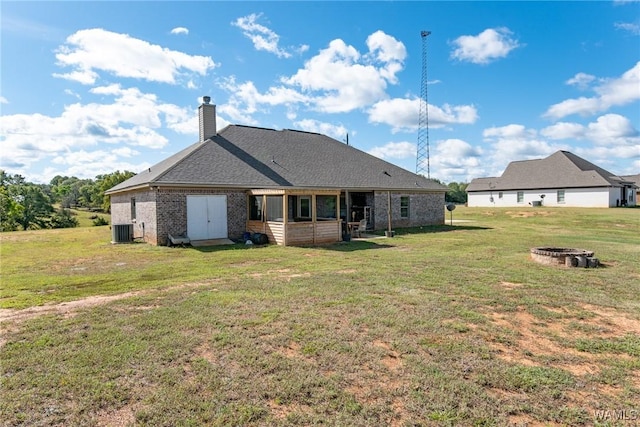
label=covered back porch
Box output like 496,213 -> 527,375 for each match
246,189 -> 343,246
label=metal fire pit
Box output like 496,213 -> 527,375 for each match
530,247 -> 599,268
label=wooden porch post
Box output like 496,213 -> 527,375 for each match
345,190 -> 350,235
312,194 -> 317,244
283,192 -> 288,246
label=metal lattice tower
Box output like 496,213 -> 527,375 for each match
416,30 -> 431,178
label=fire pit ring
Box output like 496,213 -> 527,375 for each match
530,247 -> 599,268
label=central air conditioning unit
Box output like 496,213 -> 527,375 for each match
112,224 -> 133,243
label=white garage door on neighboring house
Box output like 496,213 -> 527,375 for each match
187,195 -> 228,241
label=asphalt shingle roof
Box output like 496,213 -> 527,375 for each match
107,125 -> 446,194
621,174 -> 640,187
467,151 -> 633,192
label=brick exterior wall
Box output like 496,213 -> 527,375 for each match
156,188 -> 247,245
110,190 -> 158,243
111,187 -> 247,245
111,187 -> 444,245
373,191 -> 444,230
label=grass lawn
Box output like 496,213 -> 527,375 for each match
1,207 -> 639,426
68,207 -> 111,228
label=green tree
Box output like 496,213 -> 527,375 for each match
1,171 -> 55,230
95,171 -> 135,212
14,184 -> 54,230
0,186 -> 22,231
50,175 -> 94,208
445,182 -> 468,204
48,208 -> 79,228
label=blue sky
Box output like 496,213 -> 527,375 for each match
1,1 -> 639,184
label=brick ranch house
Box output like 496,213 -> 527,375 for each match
106,98 -> 447,246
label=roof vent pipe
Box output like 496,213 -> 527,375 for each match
199,96 -> 216,142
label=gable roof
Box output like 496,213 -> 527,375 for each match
467,151 -> 632,192
107,125 -> 446,194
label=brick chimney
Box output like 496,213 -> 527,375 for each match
198,96 -> 216,142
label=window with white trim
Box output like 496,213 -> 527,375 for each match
298,196 -> 311,218
557,190 -> 565,203
517,192 -> 524,203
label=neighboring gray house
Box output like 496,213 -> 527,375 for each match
466,151 -> 637,208
621,174 -> 640,203
106,98 -> 447,246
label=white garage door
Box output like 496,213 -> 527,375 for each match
187,195 -> 228,240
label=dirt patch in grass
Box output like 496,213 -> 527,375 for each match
486,304 -> 640,407
248,269 -> 312,281
505,210 -> 552,218
373,339 -> 403,372
280,341 -> 316,364
268,399 -> 313,421
0,291 -> 145,324
580,303 -> 640,336
490,308 -> 571,360
0,280 -> 221,326
95,405 -> 136,427
499,281 -> 524,289
343,339 -> 409,426
507,414 -> 565,427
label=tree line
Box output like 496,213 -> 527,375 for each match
444,182 -> 468,204
0,170 -> 134,232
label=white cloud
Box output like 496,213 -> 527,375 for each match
41,153 -> 151,181
293,119 -> 348,141
54,70 -> 99,85
54,28 -> 216,85
112,147 -> 140,157
368,141 -> 416,160
0,96 -> 8,104
368,98 -> 478,132
365,30 -> 406,83
544,61 -> 640,119
367,30 -> 406,63
541,122 -> 586,140
219,77 -> 309,123
542,114 -> 640,149
367,98 -> 417,132
483,124 -> 535,140
566,72 -> 596,89
574,145 -> 640,176
429,139 -> 485,182
614,22 -> 640,35
170,27 -> 189,35
483,124 -> 566,170
282,33 -> 405,113
217,104 -> 258,126
586,114 -> 640,145
232,13 -> 296,58
218,31 -> 410,120
0,86 -> 199,178
450,28 -> 520,64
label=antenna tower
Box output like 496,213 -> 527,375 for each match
416,30 -> 431,178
